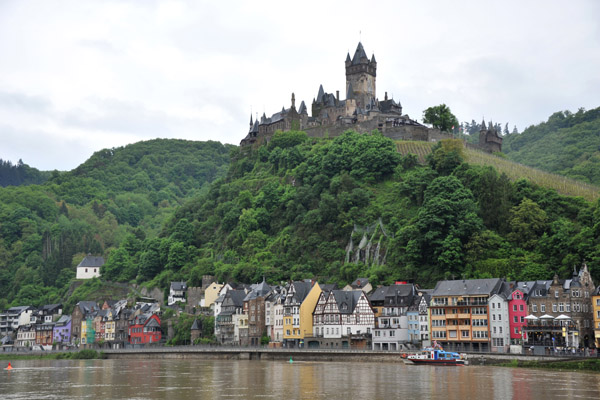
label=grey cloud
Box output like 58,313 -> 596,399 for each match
0,90 -> 52,113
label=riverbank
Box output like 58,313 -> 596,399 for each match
502,358 -> 600,373
0,349 -> 104,361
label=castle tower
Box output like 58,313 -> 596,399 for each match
345,42 -> 377,110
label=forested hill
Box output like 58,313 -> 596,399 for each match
100,131 -> 600,298
503,107 -> 600,185
0,159 -> 51,187
0,139 -> 233,309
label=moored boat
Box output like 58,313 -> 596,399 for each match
404,347 -> 467,366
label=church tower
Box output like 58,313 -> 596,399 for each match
345,42 -> 377,110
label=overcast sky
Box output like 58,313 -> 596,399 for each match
1,0 -> 599,171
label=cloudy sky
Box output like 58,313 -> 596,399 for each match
1,0 -> 599,171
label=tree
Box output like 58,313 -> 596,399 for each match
422,104 -> 459,132
507,198 -> 548,250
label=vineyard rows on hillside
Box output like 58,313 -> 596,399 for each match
395,140 -> 599,202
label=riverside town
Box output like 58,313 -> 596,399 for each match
2,255 -> 600,358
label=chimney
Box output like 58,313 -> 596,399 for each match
336,90 -> 339,103
385,92 -> 388,101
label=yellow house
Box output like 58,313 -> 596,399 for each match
203,282 -> 224,308
593,287 -> 600,348
283,281 -> 321,347
80,319 -> 88,345
104,310 -> 116,342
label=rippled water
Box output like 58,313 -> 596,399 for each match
1,358 -> 600,399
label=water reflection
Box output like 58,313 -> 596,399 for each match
1,358 -> 600,399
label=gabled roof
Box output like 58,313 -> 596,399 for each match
332,290 -> 361,314
77,255 -> 105,268
432,278 -> 504,297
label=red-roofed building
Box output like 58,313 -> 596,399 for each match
128,313 -> 161,345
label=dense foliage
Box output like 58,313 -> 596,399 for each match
121,130 -> 599,291
0,159 -> 51,187
503,107 -> 600,185
0,139 -> 233,310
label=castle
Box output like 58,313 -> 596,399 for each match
241,42 -> 502,153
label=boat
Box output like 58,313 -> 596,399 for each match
404,347 -> 467,366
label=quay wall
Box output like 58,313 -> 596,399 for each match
101,347 -> 570,364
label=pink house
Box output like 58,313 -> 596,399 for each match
508,283 -> 531,344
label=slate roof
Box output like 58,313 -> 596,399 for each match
227,290 -> 247,307
351,278 -> 369,289
191,319 -> 202,330
76,301 -> 99,315
55,315 -> 71,326
369,284 -> 415,306
351,42 -> 368,65
332,290 -> 361,314
171,281 -> 187,291
41,303 -> 62,312
77,255 -> 105,268
298,101 -> 307,114
289,281 -> 312,304
431,278 -> 504,297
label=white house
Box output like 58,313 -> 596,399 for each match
168,282 -> 188,306
489,292 -> 511,353
76,255 -> 104,279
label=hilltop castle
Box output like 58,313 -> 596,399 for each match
241,43 -> 502,153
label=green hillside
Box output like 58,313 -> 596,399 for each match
0,139 -> 233,310
103,131 -> 600,295
503,107 -> 600,185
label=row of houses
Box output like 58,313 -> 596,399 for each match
202,264 -> 599,352
0,300 -> 162,350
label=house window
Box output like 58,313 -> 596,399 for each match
559,303 -> 564,312
513,305 -> 517,312
541,304 -> 545,312
555,290 -> 559,298
461,330 -> 469,338
520,316 -> 524,323
532,304 -> 537,312
552,304 -> 557,312
514,316 -> 518,323
566,303 -> 571,312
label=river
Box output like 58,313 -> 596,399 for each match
2,358 -> 600,399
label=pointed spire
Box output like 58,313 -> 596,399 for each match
317,84 -> 325,102
249,114 -> 253,126
481,118 -> 486,130
371,53 -> 376,63
352,42 -> 368,65
346,52 -> 351,63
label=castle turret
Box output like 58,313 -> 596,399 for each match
346,42 -> 377,110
